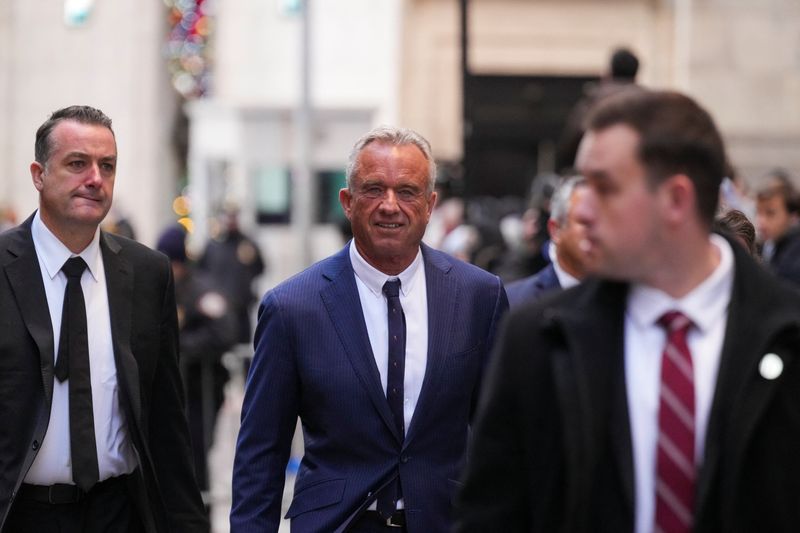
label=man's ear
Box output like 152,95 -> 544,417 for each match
661,173 -> 695,226
30,161 -> 45,192
339,188 -> 353,220
547,217 -> 561,245
425,190 -> 438,221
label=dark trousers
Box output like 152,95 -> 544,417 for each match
6,474 -> 144,533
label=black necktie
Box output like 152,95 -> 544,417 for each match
378,279 -> 405,519
54,257 -> 100,492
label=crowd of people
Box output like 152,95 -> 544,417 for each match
1,71 -> 799,533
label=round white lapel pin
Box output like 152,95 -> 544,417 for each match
759,353 -> 784,380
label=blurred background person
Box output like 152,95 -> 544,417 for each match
557,47 -> 640,172
198,206 -> 265,345
505,175 -> 591,308
157,224 -> 237,505
494,172 -> 561,283
755,169 -> 800,282
0,205 -> 18,233
713,209 -> 757,256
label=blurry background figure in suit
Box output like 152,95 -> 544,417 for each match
505,175 -> 592,308
198,205 -> 265,345
158,224 -> 237,504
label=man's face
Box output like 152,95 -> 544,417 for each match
575,124 -> 664,281
339,141 -> 437,275
551,185 -> 592,278
756,195 -> 795,242
31,120 -> 116,233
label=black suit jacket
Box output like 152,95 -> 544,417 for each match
456,237 -> 800,532
0,215 -> 208,532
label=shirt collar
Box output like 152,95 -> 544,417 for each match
32,210 -> 102,282
627,233 -> 734,332
349,240 -> 423,297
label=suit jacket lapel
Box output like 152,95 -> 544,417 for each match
404,245 -> 456,446
537,263 -> 560,291
320,245 -> 401,442
555,280 -> 634,522
101,233 -> 142,426
3,218 -> 56,407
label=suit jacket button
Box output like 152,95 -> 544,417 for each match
400,455 -> 409,464
32,440 -> 40,450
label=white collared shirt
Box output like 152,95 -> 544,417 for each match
626,234 -> 734,533
350,242 -> 428,510
26,211 -> 136,485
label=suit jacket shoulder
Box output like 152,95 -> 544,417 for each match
505,263 -> 561,309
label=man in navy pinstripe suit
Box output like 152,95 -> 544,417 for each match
231,126 -> 508,533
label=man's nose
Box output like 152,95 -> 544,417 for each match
84,162 -> 103,186
379,190 -> 400,211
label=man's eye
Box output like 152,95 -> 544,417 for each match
594,183 -> 614,196
398,190 -> 417,200
101,163 -> 115,172
363,187 -> 383,198
68,160 -> 86,169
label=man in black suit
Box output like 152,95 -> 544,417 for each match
0,106 -> 208,531
505,175 -> 591,308
457,88 -> 800,532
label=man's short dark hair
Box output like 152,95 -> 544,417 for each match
610,48 -> 639,81
756,170 -> 800,214
35,105 -> 114,165
585,87 -> 726,226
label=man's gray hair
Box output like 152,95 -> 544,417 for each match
345,125 -> 437,194
549,175 -> 586,226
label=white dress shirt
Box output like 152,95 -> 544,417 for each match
350,242 -> 428,510
626,234 -> 734,533
26,211 -> 136,485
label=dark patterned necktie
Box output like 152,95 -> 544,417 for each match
55,257 -> 100,492
377,279 -> 405,519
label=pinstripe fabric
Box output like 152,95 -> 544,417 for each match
231,243 -> 509,533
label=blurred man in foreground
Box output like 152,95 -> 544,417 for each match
457,88 -> 800,532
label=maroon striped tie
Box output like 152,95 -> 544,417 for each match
655,311 -> 695,533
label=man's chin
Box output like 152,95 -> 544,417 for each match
72,207 -> 110,227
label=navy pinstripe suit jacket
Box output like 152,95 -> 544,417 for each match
231,242 -> 508,533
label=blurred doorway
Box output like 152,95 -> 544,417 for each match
464,74 -> 596,198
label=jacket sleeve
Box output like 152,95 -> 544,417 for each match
230,291 -> 299,533
470,276 -> 509,421
150,258 -> 210,531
